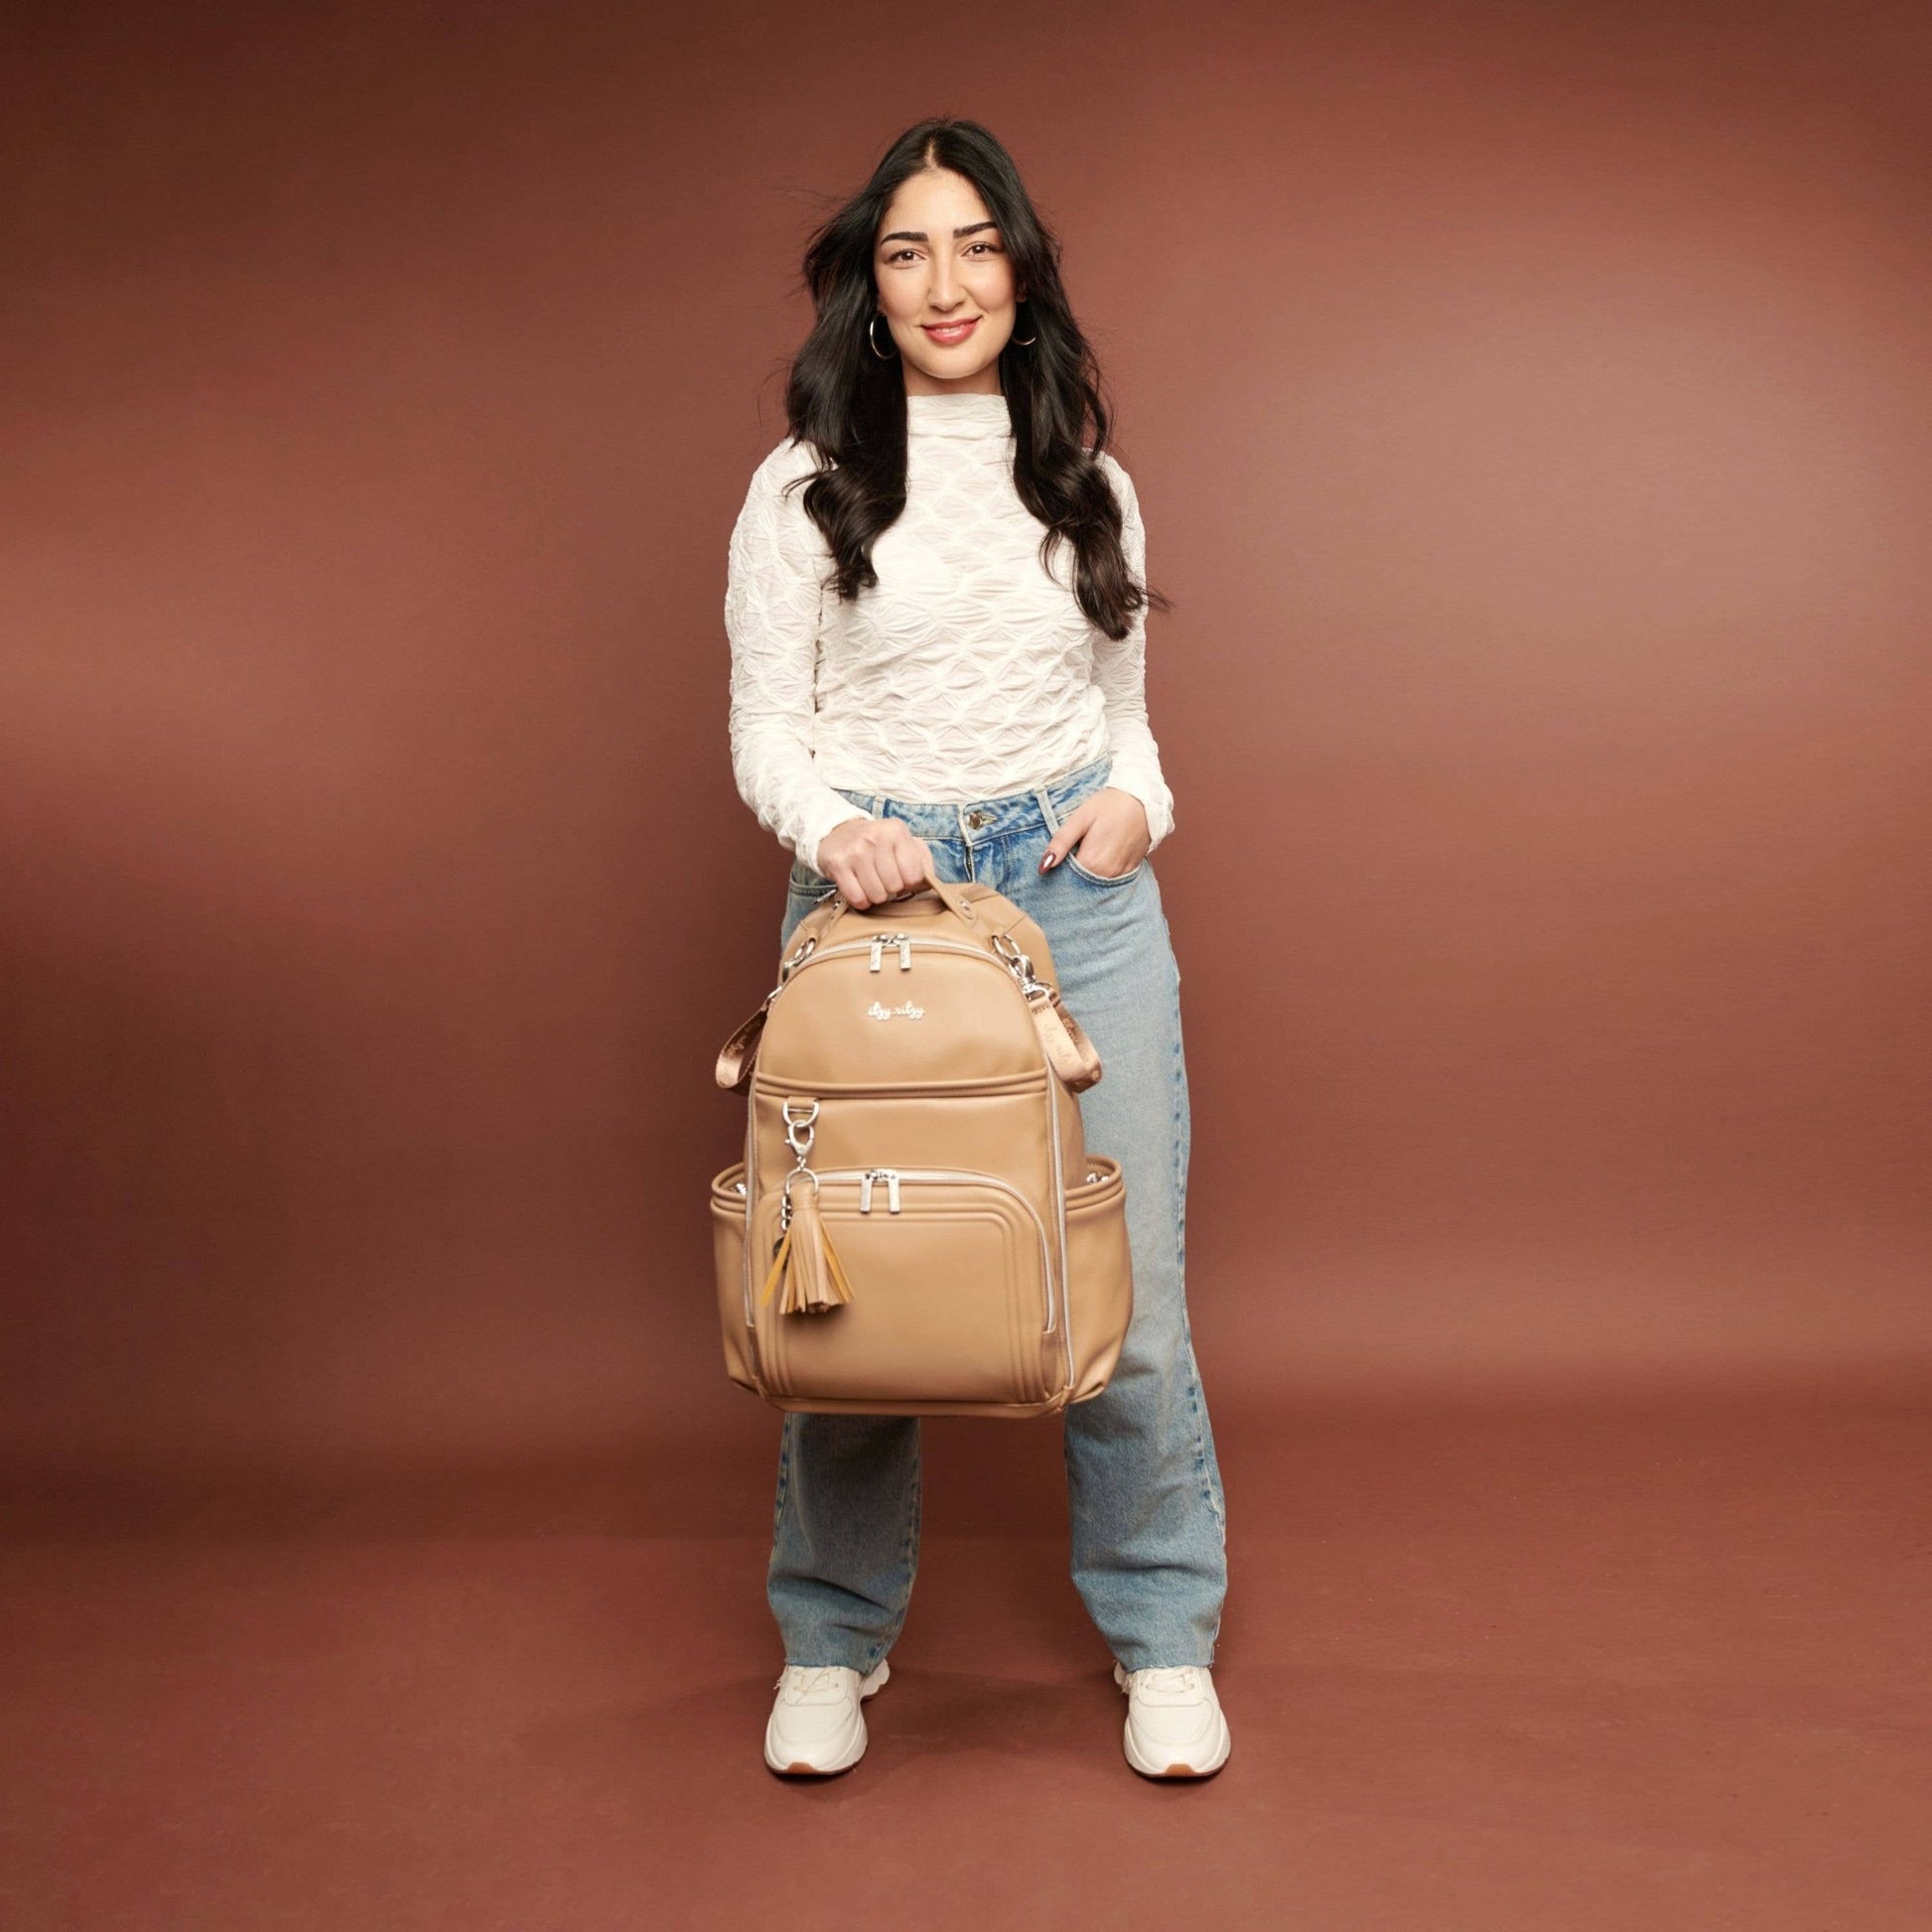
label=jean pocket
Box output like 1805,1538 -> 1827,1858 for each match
1064,851 -> 1145,888
788,859 -> 834,897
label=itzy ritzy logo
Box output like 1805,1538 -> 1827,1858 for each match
866,998 -> 926,1022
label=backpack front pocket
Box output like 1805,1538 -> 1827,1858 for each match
750,1168 -> 1055,1407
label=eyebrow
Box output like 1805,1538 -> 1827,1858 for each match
878,220 -> 1002,245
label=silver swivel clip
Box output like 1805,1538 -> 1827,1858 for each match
991,930 -> 1051,1002
778,1097 -> 820,1234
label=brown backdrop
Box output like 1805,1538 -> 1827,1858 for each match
2,1 -> 1927,1496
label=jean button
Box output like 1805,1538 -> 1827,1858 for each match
965,809 -> 989,828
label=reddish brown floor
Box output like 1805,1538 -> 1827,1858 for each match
3,1380 -> 1927,1930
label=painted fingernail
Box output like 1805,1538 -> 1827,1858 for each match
1040,853 -> 1058,871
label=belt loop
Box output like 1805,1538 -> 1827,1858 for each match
868,791 -> 885,817
1034,781 -> 1062,834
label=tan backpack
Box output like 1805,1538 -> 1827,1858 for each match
709,859 -> 1133,1418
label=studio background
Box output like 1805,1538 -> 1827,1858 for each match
6,4 -> 1925,1487
2,3 -> 1926,1926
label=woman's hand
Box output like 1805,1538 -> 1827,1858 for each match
815,815 -> 935,910
1040,787 -> 1149,880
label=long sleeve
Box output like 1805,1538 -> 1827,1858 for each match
724,442 -> 873,873
1092,454 -> 1176,851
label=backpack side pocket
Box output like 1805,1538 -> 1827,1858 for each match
1063,1155 -> 1133,1403
709,1163 -> 760,1393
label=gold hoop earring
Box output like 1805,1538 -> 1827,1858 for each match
1013,298 -> 1036,346
869,313 -> 899,359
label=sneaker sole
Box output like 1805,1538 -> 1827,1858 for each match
765,1657 -> 891,1776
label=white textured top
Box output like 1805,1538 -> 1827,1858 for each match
724,389 -> 1175,875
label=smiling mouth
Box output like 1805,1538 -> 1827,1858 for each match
922,318 -> 981,340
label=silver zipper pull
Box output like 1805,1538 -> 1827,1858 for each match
860,1172 -> 875,1211
869,936 -> 886,972
886,1171 -> 901,1212
897,936 -> 912,971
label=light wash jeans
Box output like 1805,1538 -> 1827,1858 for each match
764,752 -> 1229,1674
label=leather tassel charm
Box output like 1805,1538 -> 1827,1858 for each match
759,1183 -> 857,1315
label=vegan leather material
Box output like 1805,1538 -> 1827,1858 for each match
709,856 -> 1134,1417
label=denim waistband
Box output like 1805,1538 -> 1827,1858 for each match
827,752 -> 1113,844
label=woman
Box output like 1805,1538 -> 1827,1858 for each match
724,118 -> 1231,1779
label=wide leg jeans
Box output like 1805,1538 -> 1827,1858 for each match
764,753 -> 1229,1673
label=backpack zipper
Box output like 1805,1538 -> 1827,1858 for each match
783,933 -> 1004,979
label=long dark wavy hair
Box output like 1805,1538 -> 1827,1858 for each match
778,118 -> 1171,643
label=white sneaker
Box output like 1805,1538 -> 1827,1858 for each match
764,1658 -> 891,1775
1113,1659 -> 1232,1777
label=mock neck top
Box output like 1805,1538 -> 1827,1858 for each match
724,404 -> 1174,875
904,391 -> 1016,440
